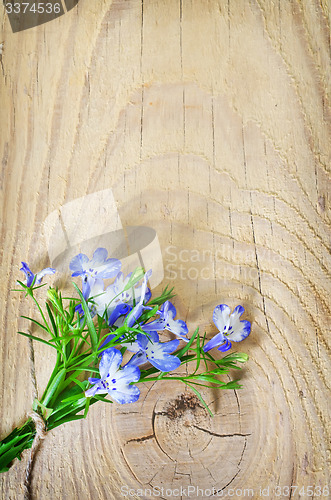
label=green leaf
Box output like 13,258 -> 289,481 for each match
122,267 -> 145,292
49,383 -> 88,411
185,383 -> 213,417
140,305 -> 159,322
47,397 -> 87,425
222,352 -> 249,363
192,374 -> 225,384
93,395 -> 113,404
68,353 -> 96,371
48,414 -> 85,430
221,381 -> 242,390
175,327 -> 199,359
83,398 -> 91,418
0,426 -> 35,473
68,378 -> 86,392
46,303 -> 58,337
20,316 -> 48,333
207,368 -> 229,375
42,368 -> 66,407
147,285 -> 175,306
18,331 -> 61,352
0,433 -> 31,456
193,333 -> 201,374
72,283 -> 98,352
200,332 -> 209,371
61,393 -> 85,403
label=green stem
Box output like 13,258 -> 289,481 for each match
39,351 -> 62,406
41,368 -> 66,407
137,375 -> 190,383
30,294 -> 54,339
0,419 -> 36,473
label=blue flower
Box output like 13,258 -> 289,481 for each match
203,304 -> 251,353
142,301 -> 189,342
125,269 -> 152,328
126,331 -> 181,372
20,262 -> 55,288
112,271 -> 151,307
90,270 -> 151,325
85,347 -> 140,404
107,302 -> 132,327
98,271 -> 152,350
69,248 -> 121,299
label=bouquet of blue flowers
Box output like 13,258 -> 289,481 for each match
0,248 -> 251,477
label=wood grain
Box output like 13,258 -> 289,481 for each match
0,0 -> 330,499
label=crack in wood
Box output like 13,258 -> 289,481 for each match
126,434 -> 154,445
250,209 -> 272,337
192,425 -> 251,439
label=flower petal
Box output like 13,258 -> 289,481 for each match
144,287 -> 152,303
90,247 -> 108,265
228,320 -> 251,342
96,259 -> 122,280
166,317 -> 188,338
105,364 -> 141,404
20,262 -> 34,287
126,269 -> 152,327
90,248 -> 121,279
109,384 -> 140,404
108,303 -> 132,326
136,333 -> 149,350
117,363 -> 141,383
69,253 -> 89,276
35,267 -> 56,284
149,353 -> 181,372
230,305 -> 245,322
147,331 -> 160,343
156,339 -> 180,354
166,301 -> 177,319
218,339 -> 232,352
88,377 -> 101,384
126,351 -> 148,366
213,304 -> 231,332
203,332 -> 226,352
99,347 -> 122,379
85,381 -> 107,398
142,318 -> 166,333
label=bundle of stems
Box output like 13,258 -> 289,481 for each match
0,268 -> 248,473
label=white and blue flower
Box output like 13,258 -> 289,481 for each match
69,248 -> 121,299
20,262 -> 55,288
85,347 -> 140,404
142,301 -> 189,342
112,271 -> 151,307
81,269 -> 151,327
125,269 -> 152,328
203,304 -> 251,353
126,331 -> 181,372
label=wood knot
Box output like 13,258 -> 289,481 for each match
165,394 -> 203,421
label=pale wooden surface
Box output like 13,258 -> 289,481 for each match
0,0 -> 330,499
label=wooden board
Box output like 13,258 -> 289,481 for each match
0,0 -> 330,498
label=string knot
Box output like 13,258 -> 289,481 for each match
28,411 -> 47,440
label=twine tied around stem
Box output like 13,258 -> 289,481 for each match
23,335 -> 48,500
23,411 -> 47,500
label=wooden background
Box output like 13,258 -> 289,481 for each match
0,0 -> 330,498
